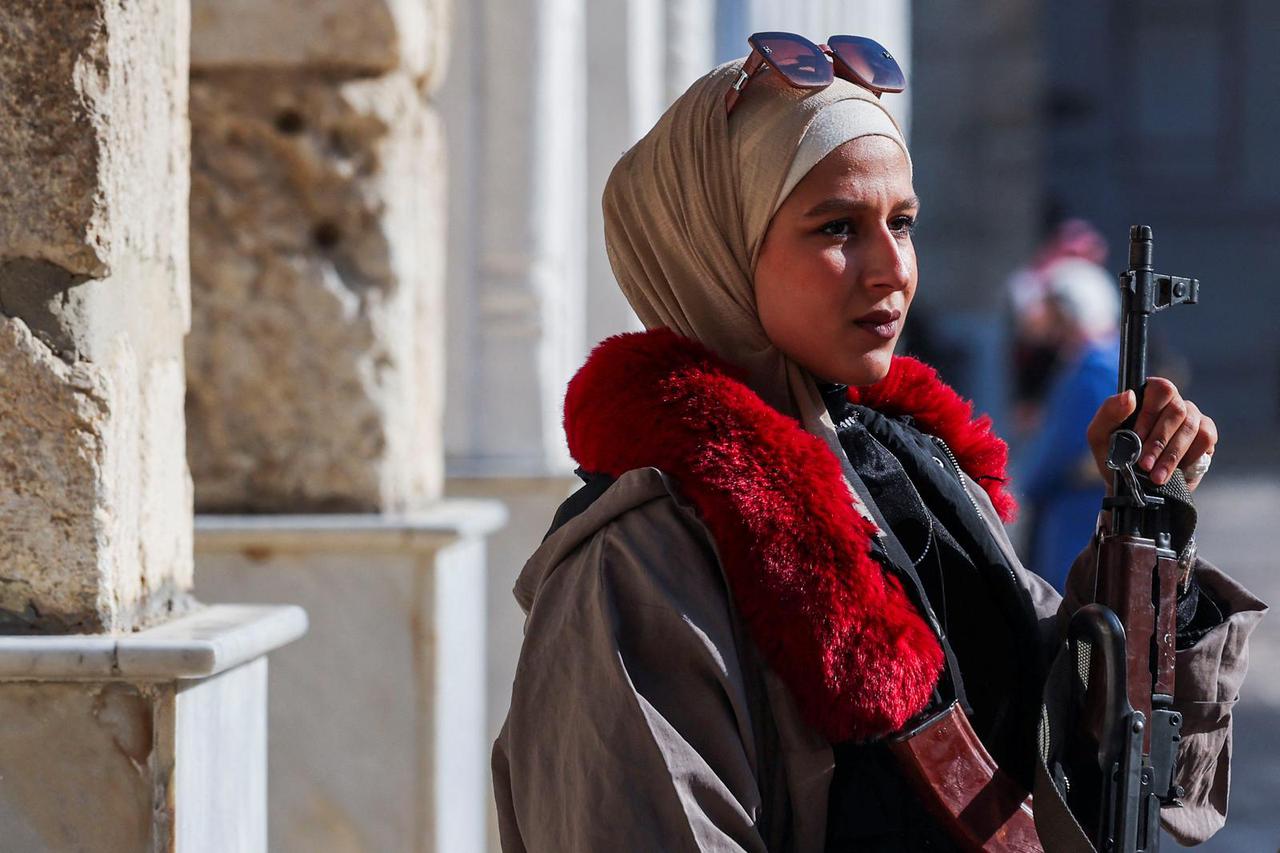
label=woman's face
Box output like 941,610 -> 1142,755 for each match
755,135 -> 918,387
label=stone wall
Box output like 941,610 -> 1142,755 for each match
0,0 -> 193,633
188,0 -> 447,513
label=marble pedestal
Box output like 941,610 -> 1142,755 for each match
194,500 -> 507,853
0,604 -> 307,851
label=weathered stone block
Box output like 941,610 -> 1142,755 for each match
187,71 -> 445,513
191,0 -> 447,85
0,0 -> 193,634
0,319 -> 194,633
0,318 -> 114,631
0,0 -> 189,283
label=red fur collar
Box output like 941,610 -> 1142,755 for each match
849,356 -> 1017,523
563,328 -> 1011,743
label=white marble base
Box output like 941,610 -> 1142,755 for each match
194,500 -> 506,853
0,605 -> 305,851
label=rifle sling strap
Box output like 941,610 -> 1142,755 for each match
1150,468 -> 1198,559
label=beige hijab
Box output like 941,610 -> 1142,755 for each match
602,58 -> 911,452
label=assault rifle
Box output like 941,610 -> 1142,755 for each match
887,226 -> 1200,853
1052,225 -> 1199,852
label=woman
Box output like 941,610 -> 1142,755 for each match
493,40 -> 1264,852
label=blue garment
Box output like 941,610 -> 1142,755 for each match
1015,337 -> 1119,592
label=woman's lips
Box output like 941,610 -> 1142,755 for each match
852,309 -> 901,341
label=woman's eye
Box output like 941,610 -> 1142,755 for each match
820,219 -> 852,237
890,215 -> 917,236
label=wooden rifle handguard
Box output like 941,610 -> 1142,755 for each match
1094,532 -> 1179,751
888,703 -> 1043,852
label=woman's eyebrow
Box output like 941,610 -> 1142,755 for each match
803,195 -> 921,218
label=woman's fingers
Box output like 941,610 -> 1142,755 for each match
1085,377 -> 1219,490
1183,414 -> 1218,465
1086,390 -> 1137,480
1151,401 -> 1200,485
1134,377 -> 1179,471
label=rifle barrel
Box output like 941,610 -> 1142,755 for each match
1119,225 -> 1154,395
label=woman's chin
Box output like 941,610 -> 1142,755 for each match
835,350 -> 894,387
792,342 -> 896,388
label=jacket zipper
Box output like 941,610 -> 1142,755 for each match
929,434 -> 985,524
928,433 -> 1025,603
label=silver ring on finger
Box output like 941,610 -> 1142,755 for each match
1185,452 -> 1212,486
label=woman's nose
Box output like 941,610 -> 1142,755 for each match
860,226 -> 911,291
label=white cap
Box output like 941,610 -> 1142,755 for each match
1044,258 -> 1120,339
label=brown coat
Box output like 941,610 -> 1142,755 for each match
493,466 -> 1266,852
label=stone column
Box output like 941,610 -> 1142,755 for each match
584,0 -> 662,346
435,1 -> 605,850
664,0 -> 716,102
188,1 -> 504,850
0,3 -> 303,848
0,0 -> 193,634
444,0 -> 588,477
187,2 -> 448,512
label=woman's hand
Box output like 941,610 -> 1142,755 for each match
1086,377 -> 1218,492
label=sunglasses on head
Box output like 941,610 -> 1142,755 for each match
724,32 -> 906,117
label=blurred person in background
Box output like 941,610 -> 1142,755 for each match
1005,218 -> 1109,441
493,34 -> 1262,852
1014,257 -> 1120,592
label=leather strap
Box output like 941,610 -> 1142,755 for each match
890,703 -> 1044,852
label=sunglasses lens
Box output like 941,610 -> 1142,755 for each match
826,36 -> 906,92
749,32 -> 832,87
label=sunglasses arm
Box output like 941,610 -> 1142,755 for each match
724,51 -> 767,117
